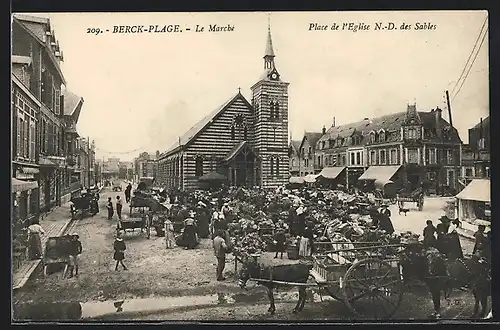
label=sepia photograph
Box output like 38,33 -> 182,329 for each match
11,10 -> 491,322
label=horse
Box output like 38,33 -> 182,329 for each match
399,243 -> 491,319
238,256 -> 313,315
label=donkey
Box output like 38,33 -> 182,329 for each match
399,244 -> 491,319
238,257 -> 313,315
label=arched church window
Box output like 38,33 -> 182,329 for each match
231,125 -> 235,140
195,156 -> 203,177
273,128 -> 277,142
269,101 -> 275,119
243,125 -> 248,140
274,102 -> 280,119
276,158 -> 280,176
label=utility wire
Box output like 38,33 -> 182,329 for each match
452,27 -> 487,102
450,16 -> 488,96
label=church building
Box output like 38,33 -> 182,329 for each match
156,24 -> 289,190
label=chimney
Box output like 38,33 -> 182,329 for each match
435,106 -> 442,139
332,117 -> 336,127
322,126 -> 326,134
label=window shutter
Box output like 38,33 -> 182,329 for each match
16,116 -> 21,157
24,119 -> 29,158
30,120 -> 36,160
276,158 -> 280,176
55,89 -> 61,115
60,94 -> 65,116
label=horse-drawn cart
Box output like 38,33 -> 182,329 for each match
118,205 -> 151,239
70,194 -> 98,220
396,188 -> 424,211
238,241 -> 406,319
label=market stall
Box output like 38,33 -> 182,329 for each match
456,178 -> 490,233
317,167 -> 346,188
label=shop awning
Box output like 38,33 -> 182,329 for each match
12,178 -> 38,193
358,165 -> 401,182
456,179 -> 490,202
318,166 -> 346,180
22,167 -> 39,174
304,174 -> 318,183
289,176 -> 305,184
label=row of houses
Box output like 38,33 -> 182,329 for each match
12,14 -> 96,228
289,104 -> 490,194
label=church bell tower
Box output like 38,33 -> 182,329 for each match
250,19 -> 290,188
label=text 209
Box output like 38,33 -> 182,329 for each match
87,28 -> 103,35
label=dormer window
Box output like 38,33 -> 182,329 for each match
379,130 -> 386,142
408,128 -> 417,139
370,132 -> 376,143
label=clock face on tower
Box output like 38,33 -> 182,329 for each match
270,72 -> 278,80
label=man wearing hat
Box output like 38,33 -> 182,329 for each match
68,233 -> 82,278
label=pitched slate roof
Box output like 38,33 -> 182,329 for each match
470,116 -> 489,130
318,110 -> 461,147
302,132 -> 323,149
162,92 -> 250,157
289,140 -> 301,154
63,90 -> 83,116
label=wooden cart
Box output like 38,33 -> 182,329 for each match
43,236 -> 73,278
396,188 -> 424,211
239,241 -> 406,319
118,206 -> 151,239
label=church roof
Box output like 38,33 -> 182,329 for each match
162,92 -> 251,157
264,27 -> 275,57
289,140 -> 301,154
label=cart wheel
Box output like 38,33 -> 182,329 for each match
342,258 -> 403,319
324,284 -> 343,301
43,265 -> 49,277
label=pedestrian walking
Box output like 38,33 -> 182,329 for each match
68,233 -> 82,278
164,218 -> 175,249
213,229 -> 228,281
125,183 -> 132,203
113,233 -> 128,271
273,223 -> 286,259
107,197 -> 114,220
378,207 -> 395,235
27,219 -> 45,260
299,226 -> 313,258
116,196 -> 123,220
473,224 -> 490,260
182,215 -> 198,250
422,220 -> 437,248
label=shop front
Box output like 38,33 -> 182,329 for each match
456,179 -> 491,233
39,158 -> 58,212
12,177 -> 39,271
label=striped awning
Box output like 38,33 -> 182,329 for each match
12,178 -> 38,193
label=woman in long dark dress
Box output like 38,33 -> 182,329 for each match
113,234 -> 128,271
196,204 -> 210,239
182,217 -> 198,249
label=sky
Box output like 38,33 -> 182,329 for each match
25,11 -> 488,161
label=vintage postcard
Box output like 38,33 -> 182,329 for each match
11,11 -> 491,322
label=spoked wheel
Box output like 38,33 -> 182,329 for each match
342,258 -> 403,319
324,284 -> 343,301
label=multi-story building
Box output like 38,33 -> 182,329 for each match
288,139 -> 301,176
157,24 -> 289,190
316,104 -> 462,193
134,152 -> 158,181
61,89 -> 86,201
12,14 -> 67,212
75,137 -> 95,188
294,132 -> 323,177
468,116 -> 490,179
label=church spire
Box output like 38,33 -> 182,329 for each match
264,16 -> 275,69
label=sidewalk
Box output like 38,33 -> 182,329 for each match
13,202 -> 74,291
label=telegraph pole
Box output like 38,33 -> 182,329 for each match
445,90 -> 459,190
